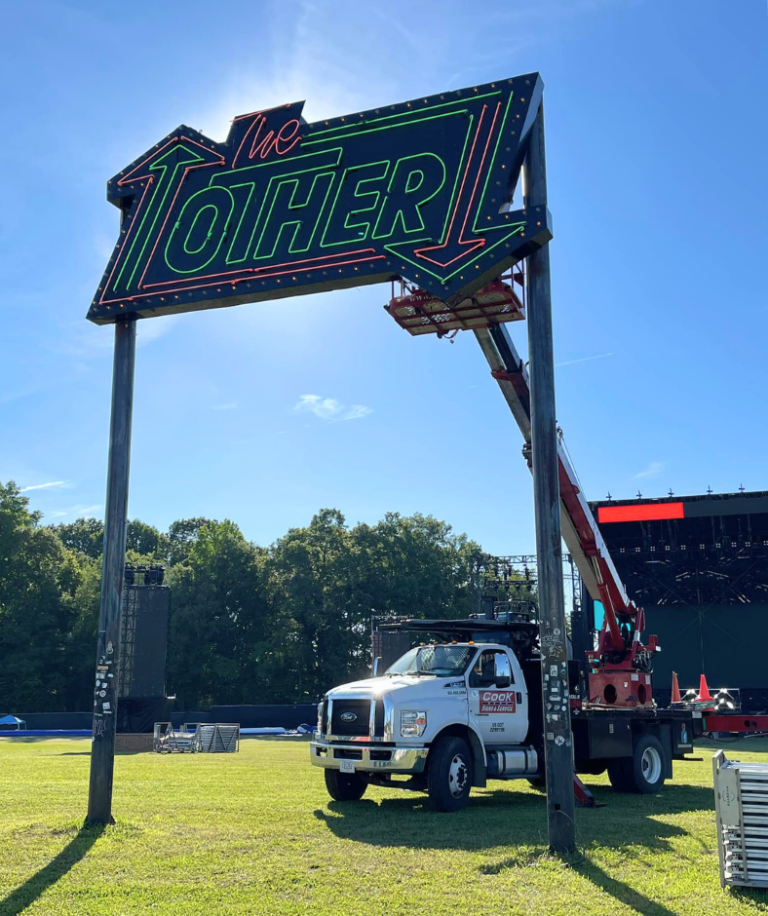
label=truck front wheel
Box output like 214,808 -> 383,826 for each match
608,734 -> 666,794
427,736 -> 473,812
325,768 -> 367,801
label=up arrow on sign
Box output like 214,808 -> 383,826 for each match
88,73 -> 550,324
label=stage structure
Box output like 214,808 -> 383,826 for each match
115,564 -> 172,733
373,554 -> 582,672
86,73 -> 574,850
587,491 -> 768,710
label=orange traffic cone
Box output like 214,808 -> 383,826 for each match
696,674 -> 713,702
671,671 -> 681,703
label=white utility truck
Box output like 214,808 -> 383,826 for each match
311,315 -> 702,812
310,617 -> 696,812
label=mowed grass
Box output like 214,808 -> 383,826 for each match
1,737 -> 768,916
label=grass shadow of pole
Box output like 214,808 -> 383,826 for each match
567,854 -> 679,916
0,824 -> 106,916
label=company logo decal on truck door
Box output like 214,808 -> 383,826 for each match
480,691 -> 516,714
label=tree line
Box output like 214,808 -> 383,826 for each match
0,481 -> 484,713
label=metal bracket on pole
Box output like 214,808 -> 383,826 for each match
524,100 -> 576,854
86,314 -> 137,825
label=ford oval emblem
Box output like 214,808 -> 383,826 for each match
340,712 -> 358,723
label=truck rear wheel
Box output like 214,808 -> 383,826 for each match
608,734 -> 666,794
324,768 -> 367,801
427,736 -> 473,812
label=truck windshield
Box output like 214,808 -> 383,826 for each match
385,645 -> 474,677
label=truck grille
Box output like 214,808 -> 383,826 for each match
331,699 -> 370,737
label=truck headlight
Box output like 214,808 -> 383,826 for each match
316,699 -> 326,735
400,710 -> 427,738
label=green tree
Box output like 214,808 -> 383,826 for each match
49,517 -> 103,558
127,519 -> 168,559
0,482 -> 86,711
167,520 -> 273,708
353,511 -> 481,622
166,517 -> 213,565
268,509 -> 360,701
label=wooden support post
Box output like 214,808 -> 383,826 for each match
523,101 -> 576,854
86,315 -> 137,825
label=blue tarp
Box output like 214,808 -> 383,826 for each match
0,715 -> 26,729
0,730 -> 91,737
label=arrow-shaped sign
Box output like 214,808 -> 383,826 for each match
89,74 -> 550,324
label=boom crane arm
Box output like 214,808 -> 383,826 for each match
473,323 -> 656,669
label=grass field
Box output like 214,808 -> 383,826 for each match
1,737 -> 767,916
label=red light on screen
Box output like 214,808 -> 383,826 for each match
598,502 -> 685,524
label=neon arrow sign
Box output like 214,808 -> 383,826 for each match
88,73 -> 550,324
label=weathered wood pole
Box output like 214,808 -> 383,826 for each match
523,101 -> 576,854
86,314 -> 136,825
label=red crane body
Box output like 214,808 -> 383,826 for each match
389,273 -> 658,708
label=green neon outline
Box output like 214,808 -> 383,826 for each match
305,90 -> 501,139
211,149 -> 343,264
220,148 -> 342,180
183,204 -> 219,255
303,110 -> 468,147
252,170 -> 337,261
405,170 -> 425,194
473,91 -> 516,234
386,221 -> 527,284
164,186 -> 235,275
371,153 -> 447,241
114,145 -> 206,292
378,113 -> 474,256
320,160 -> 390,248
440,222 -> 526,282
222,182 -> 256,264
431,115 -> 475,246
248,169 -> 337,261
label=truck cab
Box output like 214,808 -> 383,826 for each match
310,640 -> 539,811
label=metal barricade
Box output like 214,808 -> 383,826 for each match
153,722 -> 240,754
714,750 -> 768,888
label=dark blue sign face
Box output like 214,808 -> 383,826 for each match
88,74 -> 549,324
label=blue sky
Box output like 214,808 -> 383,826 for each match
0,0 -> 766,555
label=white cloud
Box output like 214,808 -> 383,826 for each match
136,315 -> 180,347
294,394 -> 372,422
212,402 -> 238,411
48,504 -> 102,520
20,481 -> 70,493
634,461 -> 665,480
556,352 -> 614,368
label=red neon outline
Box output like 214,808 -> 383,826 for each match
597,503 -> 685,524
99,177 -> 155,301
103,137 -> 226,302
233,114 -> 302,168
419,105 -> 486,259
106,254 -> 387,303
143,249 -> 381,288
136,157 -> 227,292
415,101 -> 502,269
100,96 -> 504,310
116,135 -> 223,187
98,250 -> 384,305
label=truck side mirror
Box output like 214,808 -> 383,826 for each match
494,653 -> 513,689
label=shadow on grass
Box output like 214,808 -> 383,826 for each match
567,856 -> 678,916
732,887 -> 768,909
316,781 -> 717,915
0,824 -> 105,916
315,782 -> 715,851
